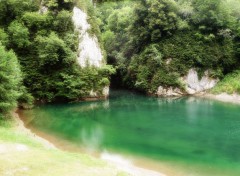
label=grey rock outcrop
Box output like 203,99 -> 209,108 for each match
72,7 -> 104,68
156,68 -> 219,97
184,69 -> 219,94
39,0 -> 48,14
157,86 -> 184,97
72,6 -> 109,98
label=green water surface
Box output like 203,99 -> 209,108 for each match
21,90 -> 240,175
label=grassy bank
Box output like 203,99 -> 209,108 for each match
211,70 -> 240,94
0,114 -> 128,176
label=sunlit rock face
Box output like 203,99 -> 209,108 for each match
184,69 -> 219,94
157,68 -> 219,97
72,7 -> 109,98
72,7 -> 103,68
88,86 -> 109,99
39,0 -> 48,14
102,86 -> 110,98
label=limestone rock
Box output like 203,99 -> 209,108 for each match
72,7 -> 103,68
156,68 -> 219,97
102,86 -> 110,98
184,69 -> 219,94
39,0 -> 48,14
72,7 -> 109,98
89,89 -> 97,97
88,86 -> 109,98
157,86 -> 184,97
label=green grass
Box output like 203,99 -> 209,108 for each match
211,70 -> 240,94
0,117 -> 126,176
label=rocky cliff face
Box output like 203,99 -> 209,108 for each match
72,7 -> 104,68
39,1 -> 48,14
184,69 -> 218,94
157,69 -> 219,97
72,6 -> 109,98
157,86 -> 184,97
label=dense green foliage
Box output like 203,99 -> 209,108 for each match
212,70 -> 240,94
0,0 -> 114,116
97,0 -> 240,93
0,44 -> 22,113
1,0 -> 240,116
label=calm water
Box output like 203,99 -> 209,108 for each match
21,90 -> 240,175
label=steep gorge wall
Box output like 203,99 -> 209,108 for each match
72,6 -> 104,68
72,6 -> 109,98
0,0 -> 117,105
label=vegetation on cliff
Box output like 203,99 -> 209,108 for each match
97,0 -> 240,94
1,0 -> 240,117
0,0 -> 114,115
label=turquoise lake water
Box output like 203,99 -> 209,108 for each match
21,90 -> 240,176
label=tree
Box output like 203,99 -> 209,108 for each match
130,0 -> 179,53
35,32 -> 75,71
0,0 -> 38,26
44,0 -> 74,10
0,28 -> 9,46
0,44 -> 22,113
53,10 -> 73,33
8,21 -> 30,49
22,12 -> 52,32
191,0 -> 231,32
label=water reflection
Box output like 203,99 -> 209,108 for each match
21,90 -> 240,175
81,125 -> 104,152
